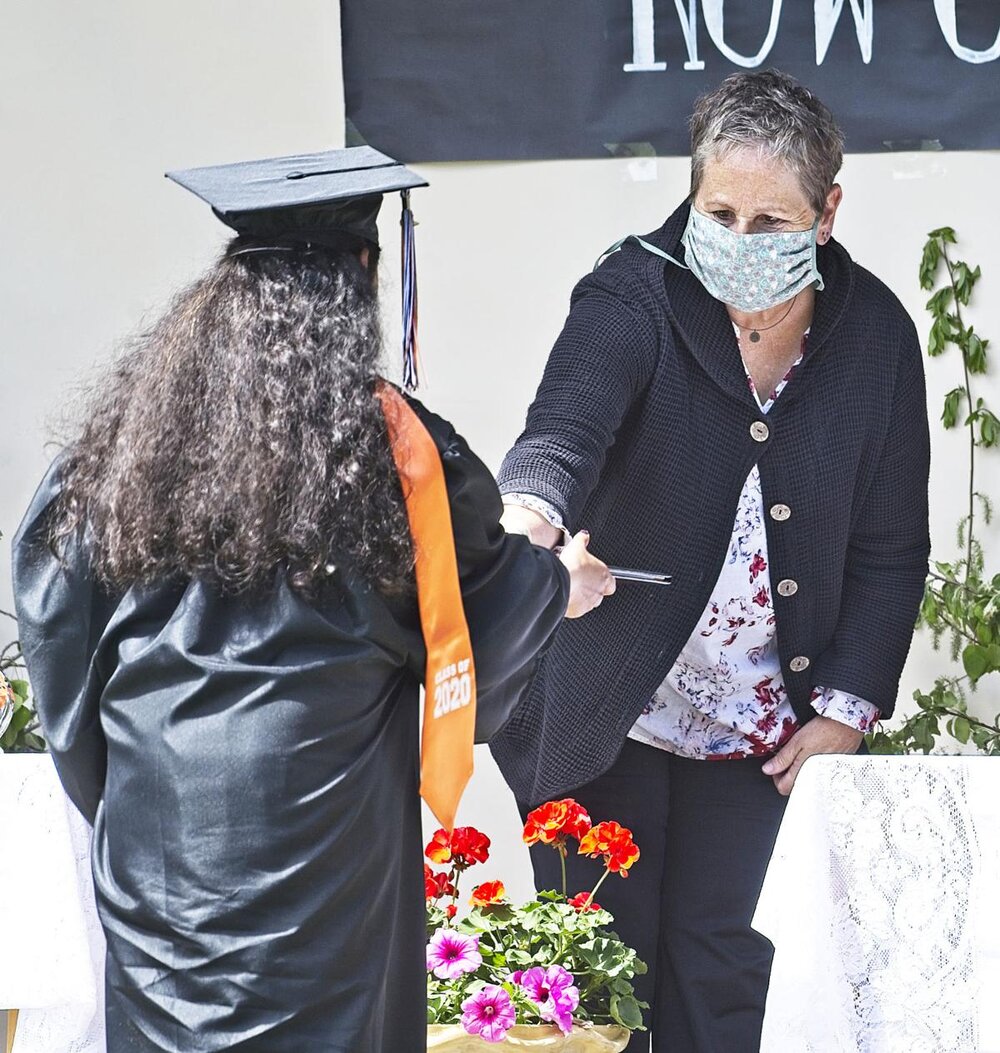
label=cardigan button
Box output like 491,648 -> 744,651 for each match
777,579 -> 799,597
789,655 -> 811,672
770,503 -> 791,522
750,421 -> 770,443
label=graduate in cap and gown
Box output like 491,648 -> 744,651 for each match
11,147 -> 615,1053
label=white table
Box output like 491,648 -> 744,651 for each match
0,755 -> 105,1053
755,755 -> 1000,1053
5,754 -> 999,1052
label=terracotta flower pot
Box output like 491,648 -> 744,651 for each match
427,1023 -> 631,1051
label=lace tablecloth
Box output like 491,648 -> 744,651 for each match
5,754 -> 998,1052
0,755 -> 105,1053
755,755 -> 1000,1053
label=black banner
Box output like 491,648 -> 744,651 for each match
341,1 -> 1000,160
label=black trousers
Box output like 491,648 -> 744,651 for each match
519,739 -> 788,1053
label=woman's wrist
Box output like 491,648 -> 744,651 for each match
500,502 -> 564,549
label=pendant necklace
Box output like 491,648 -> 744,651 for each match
735,294 -> 798,343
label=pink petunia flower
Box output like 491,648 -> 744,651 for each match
426,929 -> 482,980
461,984 -> 517,1043
516,965 -> 580,1036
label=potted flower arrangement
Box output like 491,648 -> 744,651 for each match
425,799 -> 647,1050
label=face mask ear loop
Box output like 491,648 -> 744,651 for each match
594,237 -> 629,271
810,218 -> 825,293
594,235 -> 690,273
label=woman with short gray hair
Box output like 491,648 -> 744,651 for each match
497,70 -> 929,1052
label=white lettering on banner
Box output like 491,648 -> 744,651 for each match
624,1 -> 707,71
624,0 -> 1000,74
934,0 -> 1000,63
702,0 -> 784,67
674,0 -> 707,70
815,0 -> 874,64
625,0 -> 668,70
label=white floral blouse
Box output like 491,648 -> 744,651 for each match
505,332 -> 881,761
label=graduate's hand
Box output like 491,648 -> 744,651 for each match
761,716 -> 864,796
559,531 -> 616,618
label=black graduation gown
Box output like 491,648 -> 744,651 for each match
12,397 -> 569,1053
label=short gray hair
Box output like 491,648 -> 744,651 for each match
689,70 -> 844,215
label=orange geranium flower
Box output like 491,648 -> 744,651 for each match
425,826 -> 491,869
567,892 -> 602,913
522,799 -> 592,849
577,821 -> 640,876
469,880 -> 507,907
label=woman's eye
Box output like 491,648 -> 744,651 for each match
711,210 -> 735,225
758,215 -> 782,228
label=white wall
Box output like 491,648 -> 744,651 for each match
2,2 -> 998,907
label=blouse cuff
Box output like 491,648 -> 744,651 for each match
810,686 -> 880,733
502,493 -> 570,542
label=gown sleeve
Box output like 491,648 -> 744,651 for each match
405,396 -> 570,743
11,456 -> 117,824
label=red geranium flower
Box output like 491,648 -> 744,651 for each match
470,880 -> 507,907
522,799 -> 592,850
567,892 -> 601,913
425,826 -> 491,869
424,864 -> 457,901
578,821 -> 640,876
445,904 -> 457,920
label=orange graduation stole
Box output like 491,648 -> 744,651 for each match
376,382 -> 477,832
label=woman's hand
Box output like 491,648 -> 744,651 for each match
500,504 -> 563,549
761,716 -> 864,795
558,531 -> 616,618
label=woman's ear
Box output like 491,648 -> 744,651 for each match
819,184 -> 843,244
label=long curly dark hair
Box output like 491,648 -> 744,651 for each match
50,240 -> 415,598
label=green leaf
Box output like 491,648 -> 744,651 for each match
979,409 -> 1000,449
966,333 -> 988,374
866,729 -> 901,755
941,387 -> 966,428
962,643 -> 990,684
971,726 -> 991,750
928,226 -> 957,244
952,716 -> 971,745
952,262 -> 974,305
919,238 -> 941,290
9,679 -> 29,701
959,264 -> 982,305
610,993 -> 645,1030
927,320 -> 943,356
0,705 -> 32,750
925,286 -> 954,317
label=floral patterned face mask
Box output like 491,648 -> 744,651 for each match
680,205 -> 824,313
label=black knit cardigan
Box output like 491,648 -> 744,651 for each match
492,200 -> 931,805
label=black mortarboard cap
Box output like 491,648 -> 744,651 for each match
165,145 -> 427,249
166,146 -> 429,388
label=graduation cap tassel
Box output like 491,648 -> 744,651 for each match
401,190 -> 420,390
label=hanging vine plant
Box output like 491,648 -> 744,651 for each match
869,228 -> 1000,755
